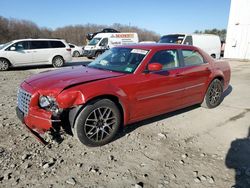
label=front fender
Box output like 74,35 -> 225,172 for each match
56,82 -> 130,125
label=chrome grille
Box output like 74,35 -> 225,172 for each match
17,88 -> 32,115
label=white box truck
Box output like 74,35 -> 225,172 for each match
83,33 -> 139,58
159,34 -> 221,59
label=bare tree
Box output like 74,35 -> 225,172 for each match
0,16 -> 160,45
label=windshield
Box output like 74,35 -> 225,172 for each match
88,38 -> 101,46
159,35 -> 185,44
87,48 -> 149,73
0,41 -> 12,50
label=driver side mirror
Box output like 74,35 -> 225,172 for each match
147,62 -> 163,72
10,47 -> 16,51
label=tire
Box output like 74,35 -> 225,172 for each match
52,56 -> 64,68
211,54 -> 216,58
73,51 -> 80,57
201,79 -> 223,108
95,51 -> 102,58
74,99 -> 121,147
0,58 -> 10,71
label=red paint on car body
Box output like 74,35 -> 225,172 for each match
17,44 -> 231,136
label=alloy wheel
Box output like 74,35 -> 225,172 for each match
208,81 -> 222,106
84,107 -> 117,142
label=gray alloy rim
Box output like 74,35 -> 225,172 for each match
84,107 -> 117,142
74,51 -> 80,57
54,57 -> 63,67
208,81 -> 222,106
0,59 -> 8,70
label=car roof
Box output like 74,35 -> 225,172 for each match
117,43 -> 199,51
12,38 -> 65,43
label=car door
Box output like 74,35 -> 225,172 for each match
30,40 -> 51,64
6,41 -> 33,66
179,49 -> 212,105
130,49 -> 186,120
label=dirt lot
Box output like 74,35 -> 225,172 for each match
0,58 -> 250,188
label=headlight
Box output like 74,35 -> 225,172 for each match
39,96 -> 51,108
39,96 -> 61,116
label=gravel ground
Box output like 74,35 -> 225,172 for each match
0,58 -> 250,188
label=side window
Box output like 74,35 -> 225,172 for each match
69,44 -> 75,48
149,50 -> 179,70
30,41 -> 49,49
50,41 -> 66,48
183,36 -> 193,45
182,50 -> 205,66
9,41 -> 29,51
99,38 -> 108,47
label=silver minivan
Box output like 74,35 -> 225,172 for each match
0,39 -> 72,71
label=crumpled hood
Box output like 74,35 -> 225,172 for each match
24,66 -> 124,95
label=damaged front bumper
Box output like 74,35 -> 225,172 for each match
16,107 -> 61,145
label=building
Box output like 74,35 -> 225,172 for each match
224,0 -> 250,60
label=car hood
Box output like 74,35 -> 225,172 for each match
24,66 -> 125,95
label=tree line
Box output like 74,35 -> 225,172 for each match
0,16 -> 160,45
194,29 -> 227,41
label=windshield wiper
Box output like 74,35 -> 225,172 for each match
87,65 -> 107,71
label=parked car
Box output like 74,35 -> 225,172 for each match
69,43 -> 84,57
159,34 -> 221,59
86,28 -> 120,41
16,44 -> 231,147
0,39 -> 72,71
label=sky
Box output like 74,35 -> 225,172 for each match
0,0 -> 231,35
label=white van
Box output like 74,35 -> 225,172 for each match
0,39 -> 72,71
159,34 -> 221,59
83,33 -> 139,58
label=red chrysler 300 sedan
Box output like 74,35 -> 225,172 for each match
16,44 -> 231,147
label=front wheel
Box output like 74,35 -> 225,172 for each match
74,99 -> 121,147
95,51 -> 102,58
0,59 -> 10,71
52,56 -> 64,68
201,79 -> 223,108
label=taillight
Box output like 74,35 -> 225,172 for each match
66,48 -> 71,52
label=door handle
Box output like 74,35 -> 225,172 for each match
174,73 -> 184,77
205,67 -> 211,72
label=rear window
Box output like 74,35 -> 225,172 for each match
182,50 -> 205,66
30,41 -> 49,49
50,41 -> 66,48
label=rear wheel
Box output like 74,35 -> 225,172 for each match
202,79 -> 223,108
74,99 -> 121,147
52,56 -> 64,68
0,58 -> 10,71
73,51 -> 80,57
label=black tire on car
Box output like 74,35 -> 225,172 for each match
74,99 -> 121,147
0,58 -> 10,71
211,54 -> 216,58
95,51 -> 102,58
52,56 -> 64,68
201,79 -> 223,108
73,51 -> 80,57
